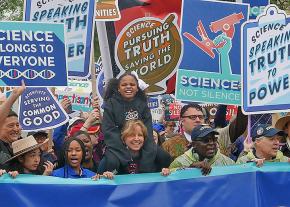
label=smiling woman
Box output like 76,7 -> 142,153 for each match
98,120 -> 172,175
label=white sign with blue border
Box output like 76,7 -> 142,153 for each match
0,21 -> 67,86
242,5 -> 290,114
24,0 -> 96,78
19,87 -> 69,131
176,0 -> 248,105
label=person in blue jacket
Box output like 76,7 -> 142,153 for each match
52,137 -> 95,178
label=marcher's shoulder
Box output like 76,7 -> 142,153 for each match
220,153 -> 235,165
236,155 -> 250,164
52,167 -> 64,177
216,125 -> 230,134
163,135 -> 187,144
83,169 -> 96,177
276,150 -> 289,162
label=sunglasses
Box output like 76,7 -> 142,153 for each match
182,115 -> 204,120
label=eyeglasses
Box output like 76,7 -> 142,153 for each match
182,115 -> 204,120
167,125 -> 176,127
194,136 -> 218,144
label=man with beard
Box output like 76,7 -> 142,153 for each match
163,125 -> 234,176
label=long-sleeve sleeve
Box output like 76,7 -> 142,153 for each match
214,105 -> 228,128
52,123 -> 68,153
102,100 -> 131,165
229,106 -> 248,143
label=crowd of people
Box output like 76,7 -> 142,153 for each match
0,73 -> 289,181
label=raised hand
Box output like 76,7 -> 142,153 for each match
161,168 -> 171,176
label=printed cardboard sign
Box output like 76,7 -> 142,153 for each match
55,80 -> 92,112
176,0 -> 248,105
115,13 -> 182,95
25,0 -> 96,78
242,5 -> 290,114
95,0 -> 120,21
0,21 -> 67,86
167,101 -> 182,121
148,97 -> 159,109
19,87 -> 69,131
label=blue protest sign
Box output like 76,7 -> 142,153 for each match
19,87 -> 69,131
25,0 -> 96,78
0,21 -> 67,86
176,0 -> 248,105
242,5 -> 290,114
148,97 -> 159,109
242,0 -> 269,20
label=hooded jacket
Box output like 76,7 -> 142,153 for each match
102,92 -> 157,173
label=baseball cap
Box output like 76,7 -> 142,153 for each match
191,125 -> 218,141
252,124 -> 285,140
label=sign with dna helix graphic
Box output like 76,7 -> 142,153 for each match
0,21 -> 67,86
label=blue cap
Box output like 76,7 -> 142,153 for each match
252,124 -> 284,140
191,125 -> 218,141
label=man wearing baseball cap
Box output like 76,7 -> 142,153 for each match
237,124 -> 289,166
164,125 -> 234,176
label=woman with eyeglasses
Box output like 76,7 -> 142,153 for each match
161,125 -> 235,176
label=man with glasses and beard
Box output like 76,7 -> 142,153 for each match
162,104 -> 247,159
162,125 -> 234,176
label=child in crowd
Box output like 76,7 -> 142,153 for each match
4,136 -> 54,177
102,72 -> 157,173
98,120 -> 171,175
51,138 -> 96,178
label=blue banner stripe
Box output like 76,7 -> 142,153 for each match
1,163 -> 290,207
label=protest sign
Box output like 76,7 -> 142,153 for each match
149,95 -> 163,123
55,80 -> 92,112
0,21 -> 67,86
95,0 -> 120,21
19,87 -> 69,131
242,0 -> 269,20
167,101 -> 182,121
176,0 -> 248,105
242,5 -> 290,114
96,70 -> 105,109
111,0 -> 182,94
115,13 -> 182,95
25,0 -> 96,78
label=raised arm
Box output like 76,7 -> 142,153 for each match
0,80 -> 25,124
